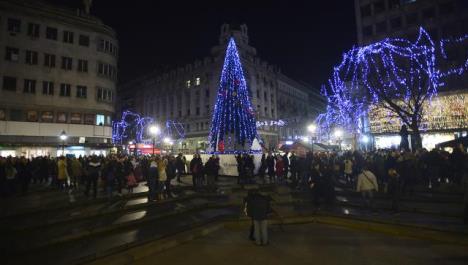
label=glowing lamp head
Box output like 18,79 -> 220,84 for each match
361,135 -> 369,143
149,125 -> 160,136
334,129 -> 343,138
59,130 -> 67,141
307,124 -> 317,133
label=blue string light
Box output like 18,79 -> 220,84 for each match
317,27 -> 467,138
208,37 -> 257,153
165,120 -> 185,139
112,110 -> 154,144
113,111 -> 188,145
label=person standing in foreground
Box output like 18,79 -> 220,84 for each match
356,164 -> 379,212
244,189 -> 272,246
85,156 -> 101,198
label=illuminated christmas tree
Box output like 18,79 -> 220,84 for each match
209,37 -> 257,153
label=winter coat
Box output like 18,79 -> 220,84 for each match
175,157 -> 185,173
246,193 -> 272,221
5,165 -> 17,180
275,159 -> 284,177
87,161 -> 101,178
357,170 -> 379,192
344,159 -> 353,175
166,160 -> 177,179
57,159 -> 69,180
157,159 -> 168,181
127,173 -> 137,187
71,159 -> 83,178
149,161 -> 159,179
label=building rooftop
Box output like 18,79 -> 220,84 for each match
0,0 -> 116,37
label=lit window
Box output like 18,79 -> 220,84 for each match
195,77 -> 201,86
186,80 -> 191,88
96,114 -> 105,126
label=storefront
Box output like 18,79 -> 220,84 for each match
369,91 -> 468,150
374,132 -> 466,150
0,145 -> 114,158
128,143 -> 161,155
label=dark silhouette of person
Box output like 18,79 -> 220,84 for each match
399,125 -> 409,151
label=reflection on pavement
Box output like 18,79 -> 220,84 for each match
336,196 -> 348,202
125,198 -> 148,207
114,210 -> 147,224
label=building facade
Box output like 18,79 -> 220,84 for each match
120,24 -> 325,153
355,0 -> 468,45
354,0 -> 468,149
0,0 -> 118,157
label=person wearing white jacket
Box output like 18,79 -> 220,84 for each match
357,165 -> 379,211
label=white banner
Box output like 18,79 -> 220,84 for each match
184,154 -> 262,176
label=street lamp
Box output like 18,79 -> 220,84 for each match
307,124 -> 317,133
163,137 -> 173,153
149,125 -> 161,155
334,129 -> 343,151
307,123 -> 317,153
361,135 -> 369,143
361,135 -> 369,151
59,130 -> 67,155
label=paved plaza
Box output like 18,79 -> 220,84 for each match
137,223 -> 468,265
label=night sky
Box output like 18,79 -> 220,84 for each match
48,0 -> 357,89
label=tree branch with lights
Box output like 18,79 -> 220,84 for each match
319,28 -> 468,150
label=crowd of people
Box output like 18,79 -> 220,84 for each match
250,145 -> 467,223
0,145 -> 467,223
0,153 -> 221,201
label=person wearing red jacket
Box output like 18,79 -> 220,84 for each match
275,155 -> 284,183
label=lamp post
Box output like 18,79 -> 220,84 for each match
307,124 -> 316,154
334,128 -> 343,151
149,125 -> 161,155
128,141 -> 133,155
163,137 -> 173,153
361,135 -> 369,151
59,130 -> 67,156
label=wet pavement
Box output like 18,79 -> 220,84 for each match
2,175 -> 467,265
135,223 -> 468,265
2,195 -> 228,252
7,206 -> 240,265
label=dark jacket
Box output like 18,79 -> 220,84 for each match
246,193 -> 272,220
166,160 -> 177,179
175,156 -> 185,173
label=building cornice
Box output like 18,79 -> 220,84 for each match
0,0 -> 117,39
